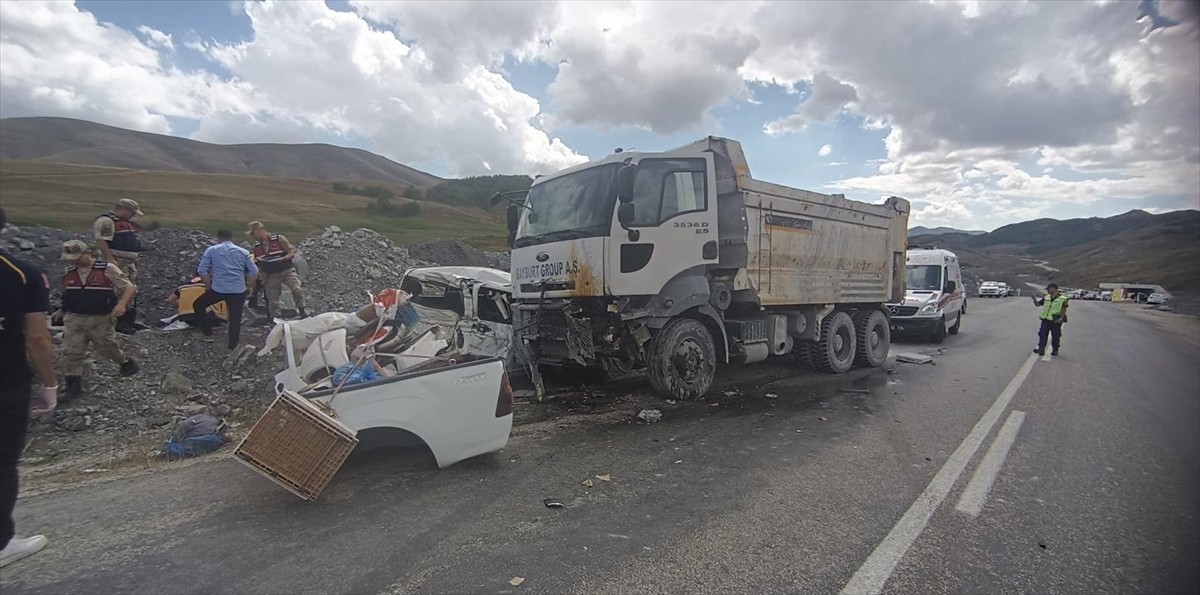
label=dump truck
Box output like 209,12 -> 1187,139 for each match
501,136 -> 909,399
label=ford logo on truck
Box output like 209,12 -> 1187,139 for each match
536,252 -> 550,262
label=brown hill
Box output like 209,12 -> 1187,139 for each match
0,159 -> 505,250
0,117 -> 442,187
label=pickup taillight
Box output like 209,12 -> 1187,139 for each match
495,371 -> 514,418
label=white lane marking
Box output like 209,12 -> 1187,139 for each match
954,410 -> 1027,517
840,353 -> 1038,595
1041,352 -> 1051,362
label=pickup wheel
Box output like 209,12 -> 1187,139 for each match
852,310 -> 890,367
930,316 -> 947,344
813,311 -> 856,374
647,318 -> 715,400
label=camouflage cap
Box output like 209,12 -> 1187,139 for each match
116,198 -> 144,216
61,240 -> 90,261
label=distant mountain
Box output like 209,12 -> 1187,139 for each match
967,210 -> 1165,255
913,209 -> 1200,292
909,225 -> 985,236
0,117 -> 441,187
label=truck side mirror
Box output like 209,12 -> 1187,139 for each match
506,204 -> 520,232
617,164 -> 637,204
618,202 -> 636,226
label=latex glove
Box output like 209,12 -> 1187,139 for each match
112,303 -> 127,318
32,386 -> 57,415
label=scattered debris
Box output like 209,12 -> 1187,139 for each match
723,389 -> 739,397
160,372 -> 193,396
509,577 -> 526,587
596,474 -> 611,482
896,353 -> 934,364
817,416 -> 827,421
543,498 -> 564,509
637,409 -> 663,424
764,393 -> 780,399
839,388 -> 870,394
674,459 -> 683,464
581,479 -> 594,488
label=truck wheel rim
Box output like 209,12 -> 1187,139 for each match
672,339 -> 704,382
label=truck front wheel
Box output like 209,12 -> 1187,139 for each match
813,311 -> 856,374
647,318 -> 716,400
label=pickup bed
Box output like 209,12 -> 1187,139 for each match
299,355 -> 514,468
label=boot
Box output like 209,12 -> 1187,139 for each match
61,376 -> 83,403
119,359 -> 141,377
298,308 -> 308,319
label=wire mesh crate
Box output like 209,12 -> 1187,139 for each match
234,390 -> 359,501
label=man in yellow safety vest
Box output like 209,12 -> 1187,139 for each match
1031,282 -> 1069,356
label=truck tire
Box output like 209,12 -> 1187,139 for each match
647,318 -> 716,400
794,341 -> 815,370
930,316 -> 947,344
948,312 -> 961,335
852,310 -> 890,368
813,311 -> 856,374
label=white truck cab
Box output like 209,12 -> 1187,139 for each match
887,248 -> 965,343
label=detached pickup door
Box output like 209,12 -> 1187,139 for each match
309,358 -> 513,468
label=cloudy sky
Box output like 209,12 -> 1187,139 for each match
1,0 -> 1197,231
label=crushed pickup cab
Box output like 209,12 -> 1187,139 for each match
401,266 -> 519,373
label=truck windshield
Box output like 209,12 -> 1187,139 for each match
515,164 -> 618,248
906,265 -> 942,291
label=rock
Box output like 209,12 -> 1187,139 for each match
215,404 -> 233,416
176,403 -> 206,415
230,379 -> 252,395
16,239 -> 35,251
161,372 -> 193,395
637,409 -> 663,424
327,225 -> 342,233
60,416 -> 87,432
896,353 -> 934,364
223,344 -> 258,374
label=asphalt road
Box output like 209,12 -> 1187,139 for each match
3,297 -> 1197,594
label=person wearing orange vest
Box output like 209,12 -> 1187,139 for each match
168,275 -> 229,327
57,240 -> 140,402
247,221 -> 307,320
1031,282 -> 1069,356
94,198 -> 146,334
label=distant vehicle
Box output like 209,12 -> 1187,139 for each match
1101,291 -> 1112,301
978,281 -> 1003,298
1004,285 -> 1018,297
887,248 -> 965,344
1147,293 -> 1170,305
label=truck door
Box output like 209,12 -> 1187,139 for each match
606,154 -> 719,296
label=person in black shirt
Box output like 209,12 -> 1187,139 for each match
0,208 -> 58,568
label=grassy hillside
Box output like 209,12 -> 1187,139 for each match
0,159 -> 506,250
968,209 -> 1159,254
0,117 -> 442,187
1043,212 -> 1200,292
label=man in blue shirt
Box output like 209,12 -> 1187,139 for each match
193,230 -> 258,349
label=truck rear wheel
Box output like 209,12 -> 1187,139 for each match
794,341 -> 815,370
647,318 -> 716,400
852,310 -> 890,367
813,311 -> 856,374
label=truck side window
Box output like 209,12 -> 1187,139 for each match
631,158 -> 707,226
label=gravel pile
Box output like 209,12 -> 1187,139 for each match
405,238 -> 510,271
293,226 -> 433,313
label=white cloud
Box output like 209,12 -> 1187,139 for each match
0,0 -> 1196,218
136,25 -> 173,51
817,144 -> 832,157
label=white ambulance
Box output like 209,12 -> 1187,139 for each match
886,248 -> 966,343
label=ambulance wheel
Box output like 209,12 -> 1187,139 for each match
930,316 -> 947,344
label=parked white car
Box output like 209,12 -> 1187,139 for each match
978,281 -> 1003,297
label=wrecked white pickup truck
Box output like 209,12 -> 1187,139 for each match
401,266 -> 518,372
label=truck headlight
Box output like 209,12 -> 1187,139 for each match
918,303 -> 938,316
